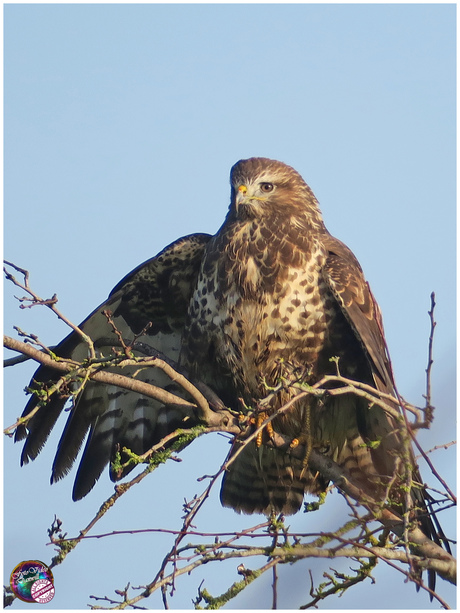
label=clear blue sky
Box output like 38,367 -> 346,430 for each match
4,3 -> 456,609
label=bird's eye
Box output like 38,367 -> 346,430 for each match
260,182 -> 274,193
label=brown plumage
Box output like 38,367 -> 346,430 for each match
16,158 -> 442,564
181,158 -> 401,515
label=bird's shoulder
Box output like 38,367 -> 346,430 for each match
110,233 -> 212,335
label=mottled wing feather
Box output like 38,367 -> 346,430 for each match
322,232 -> 443,572
322,233 -> 394,392
321,233 -> 402,473
110,233 -> 211,335
17,233 -> 211,500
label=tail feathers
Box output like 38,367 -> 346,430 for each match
423,494 -> 452,555
220,441 -> 315,515
406,471 -> 452,596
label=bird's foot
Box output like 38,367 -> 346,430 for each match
289,433 -> 314,477
253,411 -> 275,447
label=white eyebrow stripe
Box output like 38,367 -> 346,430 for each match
232,171 -> 277,188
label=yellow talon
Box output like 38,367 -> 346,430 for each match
255,411 -> 274,447
266,419 -> 274,438
256,412 -> 265,447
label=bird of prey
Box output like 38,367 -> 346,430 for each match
16,158 -> 440,550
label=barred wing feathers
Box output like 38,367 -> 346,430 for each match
16,233 -> 211,500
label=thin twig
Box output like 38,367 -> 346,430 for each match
4,260 -> 96,358
272,563 -> 278,609
4,271 -> 455,608
424,292 -> 437,411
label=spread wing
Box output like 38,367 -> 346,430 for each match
15,233 -> 211,500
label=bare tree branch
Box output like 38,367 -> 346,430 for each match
3,265 -> 456,608
4,332 -> 455,585
4,260 -> 97,358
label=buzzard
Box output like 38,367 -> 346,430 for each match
16,158 -> 441,554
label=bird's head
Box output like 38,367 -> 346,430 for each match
228,157 -> 324,229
